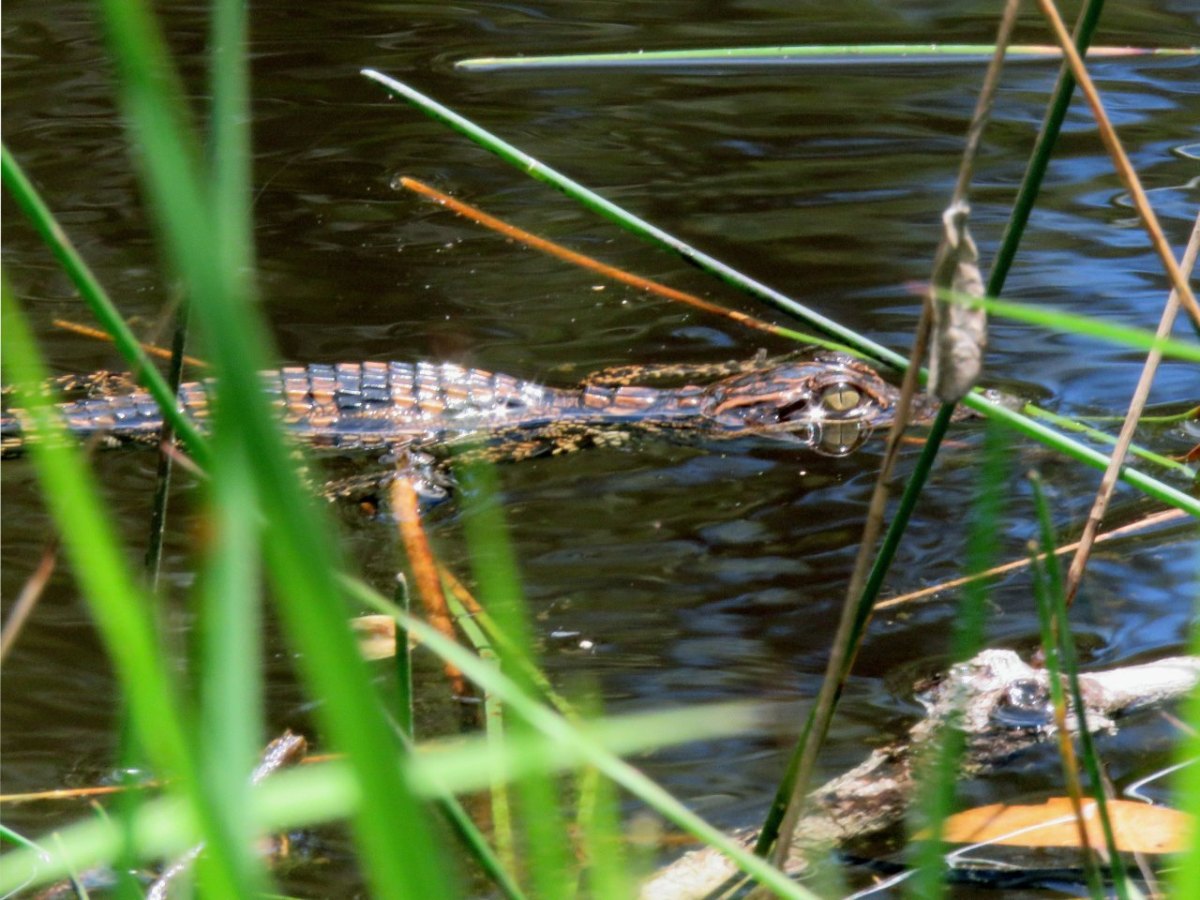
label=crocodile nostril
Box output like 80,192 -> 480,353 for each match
777,398 -> 812,421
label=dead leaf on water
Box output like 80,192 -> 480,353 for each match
351,614 -> 397,660
940,797 -> 1190,854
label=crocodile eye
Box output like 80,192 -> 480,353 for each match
820,383 -> 862,414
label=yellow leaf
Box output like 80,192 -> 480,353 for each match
941,797 -> 1190,854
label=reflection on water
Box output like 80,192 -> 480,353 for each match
2,0 -> 1197,893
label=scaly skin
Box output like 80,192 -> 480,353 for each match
2,352 -> 928,459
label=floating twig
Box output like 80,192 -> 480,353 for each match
0,541 -> 59,664
52,317 -> 208,369
397,176 -> 832,348
876,507 -> 1190,609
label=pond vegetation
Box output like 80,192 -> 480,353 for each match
1,1 -> 1197,897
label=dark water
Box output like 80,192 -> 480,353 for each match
2,1 -> 1198,894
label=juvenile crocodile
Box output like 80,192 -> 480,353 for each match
1,353 -> 930,460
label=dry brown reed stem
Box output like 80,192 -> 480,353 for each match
876,507 -> 1188,609
52,317 -> 208,369
398,176 -> 793,339
436,561 -> 486,619
390,474 -> 466,696
1,750 -> 342,805
0,782 -> 150,804
0,541 -> 59,664
1035,0 -> 1200,331
770,0 -> 1027,869
1061,215 -> 1200,607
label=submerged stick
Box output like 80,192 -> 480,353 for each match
644,650 -> 1200,899
390,474 -> 467,697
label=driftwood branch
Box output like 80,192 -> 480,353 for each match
641,650 -> 1199,899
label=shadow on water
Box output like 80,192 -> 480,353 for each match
2,0 -> 1197,893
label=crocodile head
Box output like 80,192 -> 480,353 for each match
698,354 -> 911,456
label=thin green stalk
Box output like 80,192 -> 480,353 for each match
441,579 -> 518,872
457,461 -> 573,899
143,300 -> 191,585
938,287 -> 1200,363
1171,554 -> 1200,900
195,433 -> 267,895
360,68 -> 895,366
456,42 -> 1195,71
1027,405 -> 1193,477
754,403 -> 957,859
392,576 -> 415,740
988,0 -> 1107,293
970,396 -> 1197,515
574,692 -> 634,900
905,422 -> 1009,899
1030,474 -> 1131,899
0,145 -> 209,464
360,71 -> 1198,516
1027,475 -> 1111,899
385,683 -> 529,900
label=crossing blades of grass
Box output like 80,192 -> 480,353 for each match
361,70 -> 1197,515
0,145 -> 209,464
92,0 -> 455,894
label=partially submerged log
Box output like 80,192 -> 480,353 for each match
641,649 -> 1200,899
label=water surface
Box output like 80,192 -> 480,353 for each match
2,1 -> 1197,894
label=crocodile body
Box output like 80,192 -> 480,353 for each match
1,353 -> 924,460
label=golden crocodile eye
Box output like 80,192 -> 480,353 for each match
820,383 -> 862,413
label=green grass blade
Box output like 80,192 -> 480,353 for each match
1027,405 -> 1193,476
188,3 -> 269,890
975,396 -> 1198,515
456,43 -> 1197,71
1028,474 -> 1110,898
0,145 -> 209,464
457,460 -> 573,898
195,434 -> 268,895
938,288 -> 1200,363
0,280 -> 246,896
360,68 -> 891,364
441,580 -> 519,872
988,0 -> 1106,295
0,697 -> 770,893
1029,475 -> 1132,899
1172,552 -> 1200,900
